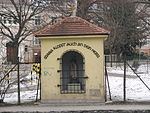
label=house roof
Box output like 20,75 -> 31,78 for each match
34,16 -> 109,37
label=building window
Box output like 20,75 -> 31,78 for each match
51,17 -> 57,24
35,16 -> 41,25
7,17 -> 13,24
34,52 -> 41,63
25,45 -> 28,52
13,19 -> 17,24
3,17 -> 7,24
34,37 -> 40,45
2,16 -> 17,25
59,51 -> 86,94
91,3 -> 98,9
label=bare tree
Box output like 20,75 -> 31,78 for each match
0,0 -> 51,104
72,0 -> 149,56
76,0 -> 96,19
0,0 -> 48,63
0,64 -> 17,103
69,0 -> 150,101
105,0 -> 148,56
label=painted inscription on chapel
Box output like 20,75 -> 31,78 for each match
44,42 -> 100,59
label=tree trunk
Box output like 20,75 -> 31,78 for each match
76,0 -> 93,20
14,43 -> 21,104
14,44 -> 19,64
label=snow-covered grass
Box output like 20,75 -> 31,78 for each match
4,72 -> 39,104
4,90 -> 38,104
3,64 -> 150,104
10,71 -> 37,90
107,63 -> 150,76
108,76 -> 150,102
107,64 -> 150,102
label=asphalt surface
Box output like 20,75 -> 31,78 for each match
0,104 -> 150,112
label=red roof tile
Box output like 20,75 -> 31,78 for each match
34,16 -> 109,37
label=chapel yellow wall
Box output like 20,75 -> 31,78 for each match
40,35 -> 107,101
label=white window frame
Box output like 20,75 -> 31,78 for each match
34,16 -> 41,26
34,37 -> 40,45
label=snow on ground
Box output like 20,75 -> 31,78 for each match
107,64 -> 150,102
10,71 -> 37,89
108,76 -> 150,101
4,72 -> 39,104
3,64 -> 150,103
4,90 -> 38,104
107,63 -> 150,75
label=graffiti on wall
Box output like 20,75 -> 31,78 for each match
42,67 -> 54,76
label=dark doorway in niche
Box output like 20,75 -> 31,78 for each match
61,51 -> 85,93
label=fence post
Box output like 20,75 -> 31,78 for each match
17,57 -> 21,104
123,54 -> 126,102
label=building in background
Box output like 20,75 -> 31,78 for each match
0,0 -> 72,63
138,38 -> 150,57
1,0 -> 150,64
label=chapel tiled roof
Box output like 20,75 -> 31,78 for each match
34,16 -> 109,37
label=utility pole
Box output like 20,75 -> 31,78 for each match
105,59 -> 112,101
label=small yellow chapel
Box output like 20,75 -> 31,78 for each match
34,16 -> 109,104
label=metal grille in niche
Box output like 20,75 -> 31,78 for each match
58,51 -> 87,94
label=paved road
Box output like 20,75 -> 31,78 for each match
0,104 -> 150,112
